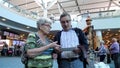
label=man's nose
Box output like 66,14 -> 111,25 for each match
64,22 -> 68,25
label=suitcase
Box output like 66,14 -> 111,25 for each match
94,62 -> 110,68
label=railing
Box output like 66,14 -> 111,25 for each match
81,9 -> 120,19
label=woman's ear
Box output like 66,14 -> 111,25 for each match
39,27 -> 41,30
39,26 -> 42,30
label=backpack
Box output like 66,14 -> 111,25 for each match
21,43 -> 28,64
21,33 -> 39,64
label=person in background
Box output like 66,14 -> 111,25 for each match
106,44 -> 111,64
24,17 -> 60,68
10,44 -> 15,56
110,38 -> 120,68
118,35 -> 120,67
54,12 -> 88,68
97,40 -> 106,62
83,16 -> 93,68
118,35 -> 120,53
2,42 -> 8,56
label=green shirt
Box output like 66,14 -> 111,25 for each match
25,33 -> 53,68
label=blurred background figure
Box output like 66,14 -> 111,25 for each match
1,42 -> 8,56
97,40 -> 107,62
83,16 -> 94,68
110,38 -> 120,68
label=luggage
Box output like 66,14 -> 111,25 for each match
52,59 -> 58,68
94,62 -> 110,68
7,48 -> 13,56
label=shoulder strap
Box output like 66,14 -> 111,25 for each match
35,33 -> 40,41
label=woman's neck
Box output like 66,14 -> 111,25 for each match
37,31 -> 46,43
38,30 -> 46,37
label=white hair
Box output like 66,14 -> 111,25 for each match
112,38 -> 117,42
37,17 -> 52,30
100,40 -> 104,44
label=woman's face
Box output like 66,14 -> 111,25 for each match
39,23 -> 51,34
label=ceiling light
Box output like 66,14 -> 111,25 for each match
26,26 -> 30,28
7,27 -> 10,29
107,29 -> 110,31
2,18 -> 6,21
118,30 -> 120,32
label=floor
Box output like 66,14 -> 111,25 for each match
0,56 -> 115,68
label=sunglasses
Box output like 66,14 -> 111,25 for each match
61,20 -> 71,23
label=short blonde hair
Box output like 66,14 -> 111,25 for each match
37,17 -> 52,30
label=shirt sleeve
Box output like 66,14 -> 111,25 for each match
25,33 -> 36,51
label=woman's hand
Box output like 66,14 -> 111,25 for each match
52,53 -> 58,59
48,41 -> 60,48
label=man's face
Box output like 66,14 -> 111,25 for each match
60,16 -> 71,31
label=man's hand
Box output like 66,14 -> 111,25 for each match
73,48 -> 81,54
54,46 -> 62,54
52,53 -> 58,59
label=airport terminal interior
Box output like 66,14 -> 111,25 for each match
0,0 -> 120,68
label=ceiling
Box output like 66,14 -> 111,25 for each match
1,0 -> 120,42
7,0 -> 120,18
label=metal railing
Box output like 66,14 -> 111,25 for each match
81,9 -> 120,19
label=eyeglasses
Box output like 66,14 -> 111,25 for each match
61,20 -> 71,23
42,24 -> 51,28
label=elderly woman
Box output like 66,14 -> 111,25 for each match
24,17 -> 59,68
97,40 -> 107,62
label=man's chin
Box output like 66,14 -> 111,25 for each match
64,28 -> 70,31
64,29 -> 68,31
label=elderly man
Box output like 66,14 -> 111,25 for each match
54,12 -> 88,68
110,38 -> 120,68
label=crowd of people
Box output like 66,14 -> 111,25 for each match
1,42 -> 22,56
92,38 -> 120,68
